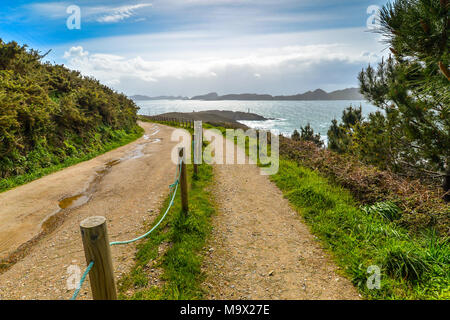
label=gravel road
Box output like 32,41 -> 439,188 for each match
0,122 -> 178,300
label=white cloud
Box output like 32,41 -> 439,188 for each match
21,0 -> 387,96
27,2 -> 70,18
62,28 -> 384,95
28,2 -> 153,23
96,4 -> 153,23
63,46 -> 89,59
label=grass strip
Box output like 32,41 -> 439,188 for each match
118,127 -> 215,299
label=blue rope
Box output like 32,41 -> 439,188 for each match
69,159 -> 182,299
109,160 -> 182,246
70,261 -> 94,300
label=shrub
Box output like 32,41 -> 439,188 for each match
0,40 -> 139,181
279,136 -> 450,235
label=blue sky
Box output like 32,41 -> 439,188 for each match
0,0 -> 389,96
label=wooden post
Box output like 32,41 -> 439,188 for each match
192,134 -> 198,176
193,120 -> 203,169
178,147 -> 188,213
80,216 -> 117,300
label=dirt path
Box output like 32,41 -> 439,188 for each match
202,134 -> 361,300
0,122 -> 179,300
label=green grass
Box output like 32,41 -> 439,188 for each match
271,158 -> 450,299
118,158 -> 215,300
0,125 -> 144,193
361,201 -> 402,222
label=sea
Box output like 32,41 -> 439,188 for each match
136,100 -> 379,144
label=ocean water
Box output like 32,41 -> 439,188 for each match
136,100 -> 378,142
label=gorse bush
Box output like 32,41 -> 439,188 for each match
0,40 -> 139,181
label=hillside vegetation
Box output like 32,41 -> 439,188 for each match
0,40 -> 140,190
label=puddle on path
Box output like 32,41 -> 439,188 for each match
57,157 -> 122,210
150,129 -> 160,136
56,127 -> 161,210
58,194 -> 89,209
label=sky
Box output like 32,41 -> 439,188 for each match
0,0 -> 389,97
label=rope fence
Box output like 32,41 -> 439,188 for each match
109,160 -> 181,246
70,134 -> 193,300
146,115 -> 194,129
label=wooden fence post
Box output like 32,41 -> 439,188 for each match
178,147 -> 188,213
192,134 -> 198,176
80,216 -> 117,300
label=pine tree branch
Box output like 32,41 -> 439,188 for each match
438,61 -> 450,81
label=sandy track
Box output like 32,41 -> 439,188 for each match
0,122 -> 179,300
202,134 -> 361,300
